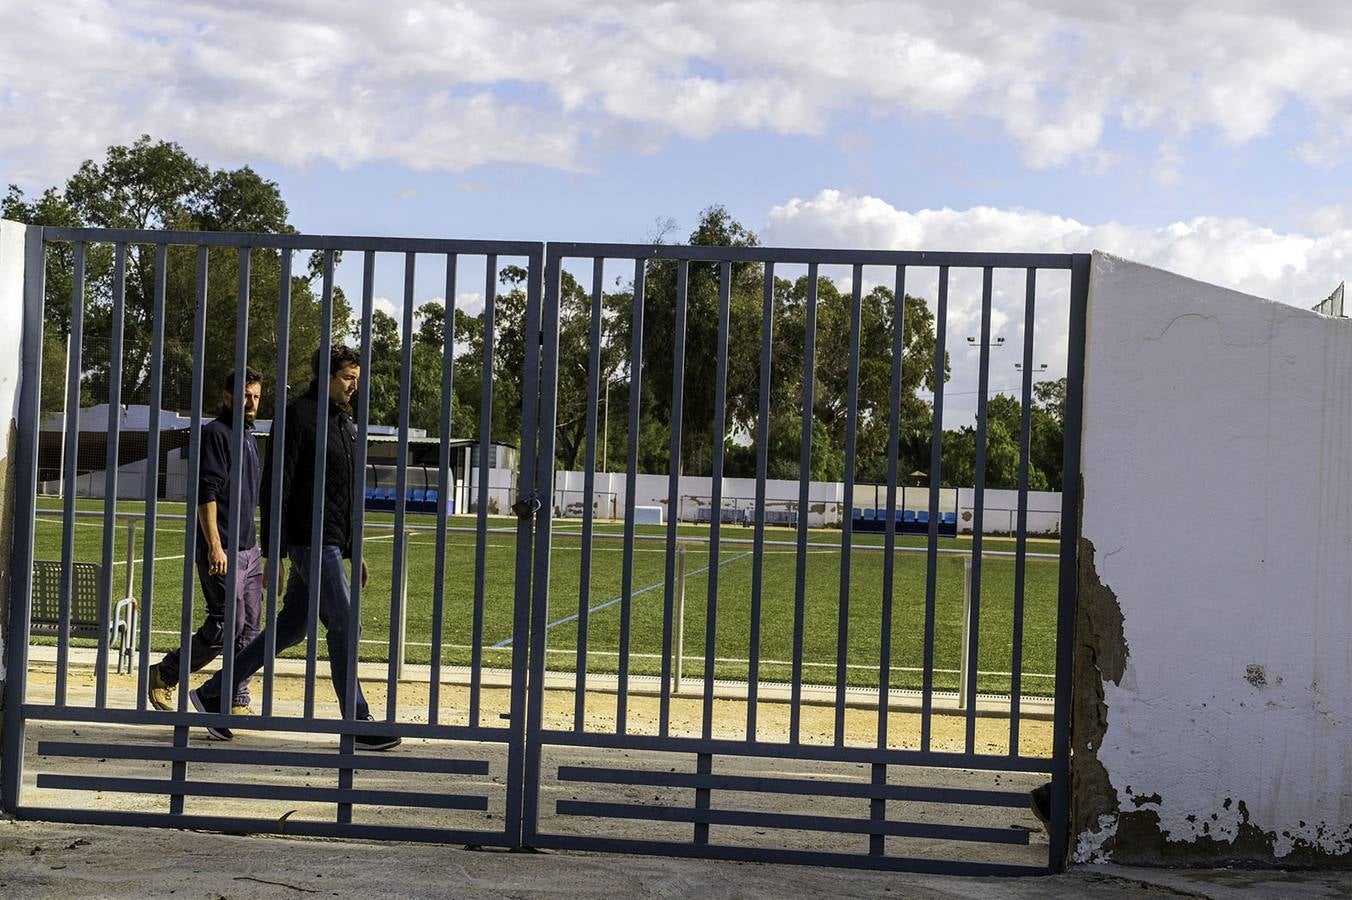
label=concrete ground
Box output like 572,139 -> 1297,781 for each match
2,818 -> 1351,899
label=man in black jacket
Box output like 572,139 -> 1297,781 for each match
190,344 -> 398,751
147,368 -> 265,714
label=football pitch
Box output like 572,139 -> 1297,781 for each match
31,499 -> 1062,696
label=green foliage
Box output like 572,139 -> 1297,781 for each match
7,135 -> 350,418
939,378 -> 1066,491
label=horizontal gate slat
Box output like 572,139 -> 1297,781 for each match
555,800 -> 1029,845
555,766 -> 1028,807
536,730 -> 1051,773
37,741 -> 489,775
22,704 -> 509,742
14,806 -> 511,846
37,774 -> 489,811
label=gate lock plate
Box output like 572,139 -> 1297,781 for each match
512,494 -> 542,520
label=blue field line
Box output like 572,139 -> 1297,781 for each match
490,550 -> 754,649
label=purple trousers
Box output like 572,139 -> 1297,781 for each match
157,545 -> 263,706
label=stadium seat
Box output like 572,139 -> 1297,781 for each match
852,507 -> 863,520
365,486 -> 376,501
942,511 -> 956,525
862,508 -> 876,521
917,510 -> 930,524
426,489 -> 438,506
902,510 -> 916,524
412,488 -> 426,503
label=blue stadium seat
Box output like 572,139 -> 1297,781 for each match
365,486 -> 376,500
412,488 -> 426,503
942,511 -> 956,525
902,510 -> 916,524
426,489 -> 438,506
852,507 -> 863,520
917,510 -> 930,525
862,508 -> 876,522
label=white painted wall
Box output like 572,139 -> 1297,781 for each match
552,471 -> 1062,533
1078,252 -> 1352,861
553,470 -> 846,528
956,487 -> 1062,535
0,220 -> 29,689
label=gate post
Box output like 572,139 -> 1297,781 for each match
1,222 -> 44,814
1050,252 -> 1091,870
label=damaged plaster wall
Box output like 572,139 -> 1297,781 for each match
1075,251 -> 1352,866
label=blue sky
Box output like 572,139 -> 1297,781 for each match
3,1 -> 1351,423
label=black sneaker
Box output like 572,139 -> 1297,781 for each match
1030,782 -> 1052,829
355,715 -> 400,751
188,688 -> 233,741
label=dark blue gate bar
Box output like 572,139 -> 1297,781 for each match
964,267 -> 994,751
95,242 -> 127,706
55,240 -> 85,706
658,260 -> 689,736
574,256 -> 605,729
429,252 -> 458,723
135,243 -> 169,712
1010,268 -> 1038,753
789,263 -> 819,744
745,261 -> 775,739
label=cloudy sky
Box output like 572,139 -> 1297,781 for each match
3,0 -> 1351,421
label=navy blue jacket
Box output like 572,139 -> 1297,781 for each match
197,407 -> 261,551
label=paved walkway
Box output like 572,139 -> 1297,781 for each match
2,818 -> 1350,899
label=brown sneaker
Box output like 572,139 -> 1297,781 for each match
147,664 -> 175,711
230,704 -> 255,716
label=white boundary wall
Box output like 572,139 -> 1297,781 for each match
0,221 -> 28,695
553,474 -> 1062,534
1077,252 -> 1352,862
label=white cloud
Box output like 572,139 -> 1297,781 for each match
371,296 -> 399,323
4,1 -> 1352,182
366,292 -> 485,338
765,190 -> 1348,307
763,189 -> 1352,422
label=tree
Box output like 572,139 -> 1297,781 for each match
4,135 -> 350,420
938,377 -> 1067,491
596,205 -> 949,483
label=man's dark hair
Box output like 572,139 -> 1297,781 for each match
312,343 -> 361,378
224,366 -> 263,392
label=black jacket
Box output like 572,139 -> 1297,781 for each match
260,382 -> 358,558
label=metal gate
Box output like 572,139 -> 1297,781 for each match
519,244 -> 1087,874
2,224 -> 1087,875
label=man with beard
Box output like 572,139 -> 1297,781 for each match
147,367 -> 266,714
191,344 -> 399,750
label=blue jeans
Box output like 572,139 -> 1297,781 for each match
196,544 -> 370,720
